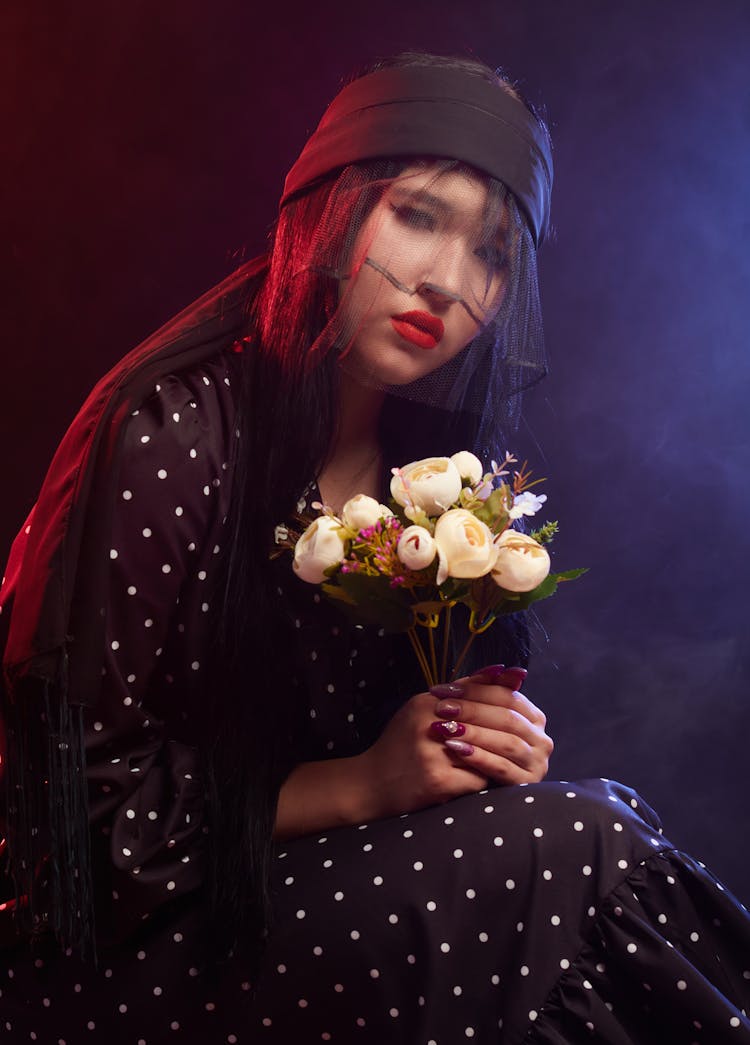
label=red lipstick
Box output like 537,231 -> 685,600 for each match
390,310 -> 445,350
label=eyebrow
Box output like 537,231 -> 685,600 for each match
389,184 -> 510,247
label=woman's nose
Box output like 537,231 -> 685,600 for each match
416,243 -> 466,309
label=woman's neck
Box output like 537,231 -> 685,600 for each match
317,373 -> 386,512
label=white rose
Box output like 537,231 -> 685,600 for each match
397,525 -> 437,571
450,450 -> 483,485
390,457 -> 462,515
433,509 -> 498,584
293,516 -> 347,584
491,530 -> 551,592
341,494 -> 393,532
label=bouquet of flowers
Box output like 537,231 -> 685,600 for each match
286,451 -> 584,687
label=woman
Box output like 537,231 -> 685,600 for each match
1,53 -> 749,1043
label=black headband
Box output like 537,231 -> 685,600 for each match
281,65 -> 553,246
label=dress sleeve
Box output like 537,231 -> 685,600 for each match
82,360 -> 236,944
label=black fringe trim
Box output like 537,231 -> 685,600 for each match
3,665 -> 96,962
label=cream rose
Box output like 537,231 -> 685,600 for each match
341,494 -> 393,532
397,525 -> 437,571
491,530 -> 551,592
293,516 -> 347,584
450,450 -> 483,485
433,509 -> 498,584
390,457 -> 462,515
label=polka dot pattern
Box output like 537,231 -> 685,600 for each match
2,366 -> 749,1042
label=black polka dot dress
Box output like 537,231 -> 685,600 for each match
1,361 -> 749,1043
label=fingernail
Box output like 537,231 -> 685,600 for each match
472,665 -> 528,689
430,683 -> 466,698
443,739 -> 474,756
435,701 -> 462,718
430,720 -> 466,739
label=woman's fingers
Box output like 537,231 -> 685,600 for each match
443,740 -> 543,785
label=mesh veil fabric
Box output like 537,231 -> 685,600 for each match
259,158 -> 547,451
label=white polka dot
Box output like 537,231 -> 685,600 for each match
389,1008 -> 399,1018
505,879 -> 515,890
550,914 -> 561,926
582,865 -> 592,876
465,888 -> 476,899
533,827 -> 543,838
573,820 -> 584,831
166,881 -> 175,891
493,836 -> 503,847
730,1017 -> 741,1028
524,796 -> 534,803
426,900 -> 437,912
127,586 -> 137,596
478,931 -> 489,942
142,528 -> 152,538
690,931 -> 700,942
334,891 -> 344,902
191,661 -> 200,671
111,640 -> 120,651
373,875 -> 383,886
453,849 -> 463,859
565,791 -> 576,798
403,829 -> 413,838
369,969 -> 380,979
613,822 -> 623,832
677,979 -> 687,990
560,958 -> 570,969
161,563 -> 172,574
413,861 -> 424,871
543,869 -> 553,880
126,809 -> 135,820
520,965 -> 530,976
484,805 -> 494,813
350,930 -> 359,940
529,1010 -> 538,1021
465,1026 -> 475,1037
388,913 -> 399,924
122,490 -> 132,501
618,859 -> 628,870
140,435 -> 150,444
440,942 -> 451,953
627,943 -> 637,954
147,811 -> 158,821
444,816 -> 454,825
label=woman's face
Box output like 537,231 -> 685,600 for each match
339,164 -> 511,388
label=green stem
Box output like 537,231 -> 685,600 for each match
407,627 -> 434,688
449,630 -> 478,682
427,624 -> 439,687
440,603 -> 452,684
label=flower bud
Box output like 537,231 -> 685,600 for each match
391,457 -> 462,515
293,516 -> 347,584
434,509 -> 498,584
397,525 -> 437,570
450,450 -> 483,485
491,530 -> 550,592
341,494 -> 392,532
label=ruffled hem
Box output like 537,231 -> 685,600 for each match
526,849 -> 750,1044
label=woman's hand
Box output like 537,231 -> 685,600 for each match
274,664 -> 552,838
427,665 -> 553,786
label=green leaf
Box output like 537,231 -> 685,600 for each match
473,488 -> 510,527
322,572 -> 415,632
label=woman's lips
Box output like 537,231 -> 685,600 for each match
390,311 -> 445,350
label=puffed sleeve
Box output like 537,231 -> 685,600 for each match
82,357 -> 237,944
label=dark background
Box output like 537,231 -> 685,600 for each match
3,2 -> 749,897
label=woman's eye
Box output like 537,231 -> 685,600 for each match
390,204 -> 436,232
475,244 -> 508,271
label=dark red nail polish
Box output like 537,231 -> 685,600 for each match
443,739 -> 474,756
430,683 -> 466,699
472,665 -> 527,689
430,720 -> 467,739
435,701 -> 462,718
